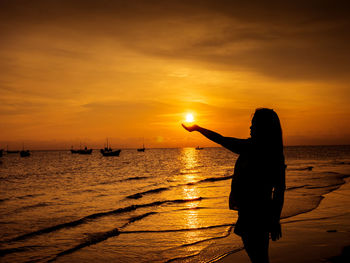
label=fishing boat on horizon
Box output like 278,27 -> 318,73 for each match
137,144 -> 145,152
137,138 -> 146,152
100,138 -> 121,157
195,146 -> 204,150
20,144 -> 31,157
6,145 -> 19,154
78,147 -> 93,155
20,150 -> 30,157
100,138 -> 112,154
70,144 -> 92,154
70,146 -> 80,154
102,149 -> 121,156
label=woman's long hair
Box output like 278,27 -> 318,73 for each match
251,108 -> 284,156
252,108 -> 286,188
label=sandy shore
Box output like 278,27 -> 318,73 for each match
215,178 -> 350,263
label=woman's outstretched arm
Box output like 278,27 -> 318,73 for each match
182,124 -> 248,154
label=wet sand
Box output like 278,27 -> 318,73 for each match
216,178 -> 350,263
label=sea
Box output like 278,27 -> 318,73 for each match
1,146 -> 350,262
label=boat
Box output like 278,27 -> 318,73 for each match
100,138 -> 112,154
195,146 -> 204,150
70,144 -> 92,154
78,147 -> 93,155
137,138 -> 146,152
6,146 -> 19,154
100,139 -> 121,157
137,144 -> 145,152
20,150 -> 30,157
102,149 -> 121,156
100,146 -> 112,154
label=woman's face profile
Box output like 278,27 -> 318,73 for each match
250,121 -> 257,139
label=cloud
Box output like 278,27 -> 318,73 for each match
1,0 -> 349,81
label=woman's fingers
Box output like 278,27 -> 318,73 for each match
182,124 -> 191,131
271,223 -> 282,241
182,124 -> 196,132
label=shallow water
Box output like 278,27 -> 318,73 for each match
0,146 -> 350,262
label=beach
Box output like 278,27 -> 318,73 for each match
216,177 -> 350,263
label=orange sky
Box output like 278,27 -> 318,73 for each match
1,0 -> 349,149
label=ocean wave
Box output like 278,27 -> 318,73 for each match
5,197 -> 204,243
286,185 -> 310,191
0,194 -> 43,203
179,170 -> 201,175
13,202 -> 50,213
288,166 -> 313,171
165,252 -> 201,263
198,175 -> 233,183
120,223 -> 233,234
0,245 -> 42,258
334,161 -> 350,165
47,228 -> 121,262
163,225 -> 236,263
177,206 -> 208,211
282,212 -> 350,225
203,248 -> 246,263
122,176 -> 149,181
126,175 -> 232,200
71,189 -> 97,194
305,182 -> 344,189
0,198 -> 11,203
47,212 -> 227,262
126,187 -> 170,199
16,194 -> 43,200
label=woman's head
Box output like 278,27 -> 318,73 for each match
250,108 -> 283,152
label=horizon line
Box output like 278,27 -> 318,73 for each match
2,144 -> 350,152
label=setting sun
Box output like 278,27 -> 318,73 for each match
185,113 -> 194,123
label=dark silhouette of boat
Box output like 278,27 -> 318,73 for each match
137,138 -> 146,152
20,150 -> 30,157
102,149 -> 121,156
70,144 -> 92,154
70,146 -> 79,154
195,146 -> 204,150
100,139 -> 121,156
100,138 -> 112,154
78,147 -> 92,154
6,146 -> 19,154
137,144 -> 145,152
100,147 -> 112,154
0,149 -> 3,157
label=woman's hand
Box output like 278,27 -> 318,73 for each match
182,124 -> 199,132
270,221 -> 282,241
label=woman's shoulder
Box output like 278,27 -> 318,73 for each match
223,137 -> 252,154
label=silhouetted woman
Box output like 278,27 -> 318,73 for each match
182,108 -> 286,263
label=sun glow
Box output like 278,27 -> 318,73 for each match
185,113 -> 194,123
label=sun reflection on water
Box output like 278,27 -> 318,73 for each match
180,148 -> 202,247
180,147 -> 199,182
